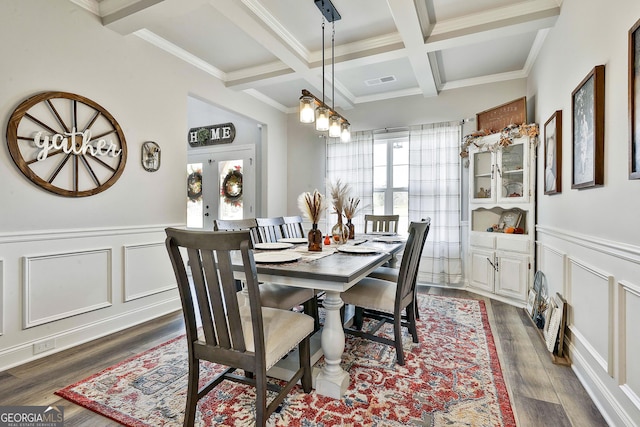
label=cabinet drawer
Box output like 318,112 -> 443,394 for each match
496,236 -> 529,253
470,233 -> 495,249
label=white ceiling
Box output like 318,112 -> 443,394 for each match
74,0 -> 561,113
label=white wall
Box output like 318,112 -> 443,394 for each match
0,0 -> 288,370
529,0 -> 640,425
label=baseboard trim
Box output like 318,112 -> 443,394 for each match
0,297 -> 181,372
568,338 -> 638,427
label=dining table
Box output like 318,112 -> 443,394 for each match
232,234 -> 405,399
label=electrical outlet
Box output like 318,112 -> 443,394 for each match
33,338 -> 56,355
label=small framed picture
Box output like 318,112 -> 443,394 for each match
629,18 -> 640,179
498,209 -> 522,230
526,289 -> 537,318
544,110 -> 562,194
572,65 -> 605,189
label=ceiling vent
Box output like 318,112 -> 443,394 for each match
365,75 -> 396,86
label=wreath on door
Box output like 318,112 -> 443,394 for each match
187,171 -> 202,202
221,167 -> 242,206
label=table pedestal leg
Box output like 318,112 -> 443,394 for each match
315,290 -> 349,399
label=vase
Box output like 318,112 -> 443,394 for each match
331,215 -> 349,245
346,218 -> 355,239
308,224 -> 323,252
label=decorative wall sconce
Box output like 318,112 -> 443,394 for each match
141,141 -> 161,172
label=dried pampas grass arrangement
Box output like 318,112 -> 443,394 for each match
328,179 -> 351,217
343,197 -> 361,219
297,190 -> 326,224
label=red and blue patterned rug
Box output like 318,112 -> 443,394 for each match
56,295 -> 516,426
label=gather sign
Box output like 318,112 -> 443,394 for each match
33,128 -> 122,161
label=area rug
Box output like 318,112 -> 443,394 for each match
56,295 -> 516,426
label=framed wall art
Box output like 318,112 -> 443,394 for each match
571,65 -> 605,189
629,18 -> 640,179
544,110 -> 562,194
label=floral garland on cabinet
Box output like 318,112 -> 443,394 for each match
460,123 -> 539,159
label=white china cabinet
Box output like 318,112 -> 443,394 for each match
467,131 -> 537,304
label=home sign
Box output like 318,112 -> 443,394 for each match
188,122 -> 236,147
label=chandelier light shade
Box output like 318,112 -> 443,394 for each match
315,106 -> 330,131
340,121 -> 351,143
299,95 -> 315,123
297,0 -> 351,142
328,114 -> 341,138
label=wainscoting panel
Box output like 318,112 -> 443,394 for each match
23,249 -> 112,328
123,243 -> 176,302
618,280 -> 640,411
536,243 -> 566,298
567,258 -> 614,376
0,259 -> 3,336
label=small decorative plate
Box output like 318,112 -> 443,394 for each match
254,242 -> 294,250
277,237 -> 308,244
369,231 -> 397,236
337,246 -> 378,254
253,252 -> 301,264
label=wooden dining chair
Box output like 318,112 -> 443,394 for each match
282,215 -> 305,238
341,219 -> 430,365
214,218 -> 260,244
215,217 -> 319,329
256,217 -> 285,243
367,217 -> 431,320
165,228 -> 313,427
364,214 -> 400,234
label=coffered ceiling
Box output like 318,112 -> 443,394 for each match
73,0 -> 561,113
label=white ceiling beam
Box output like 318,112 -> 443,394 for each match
426,2 -> 560,52
386,0 -> 438,97
210,0 -> 354,109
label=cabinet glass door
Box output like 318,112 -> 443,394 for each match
497,141 -> 527,202
471,150 -> 494,202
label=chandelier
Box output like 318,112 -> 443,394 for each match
299,0 -> 351,142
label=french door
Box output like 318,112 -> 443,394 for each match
186,145 -> 255,230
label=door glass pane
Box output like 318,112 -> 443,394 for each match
219,160 -> 243,220
187,163 -> 203,228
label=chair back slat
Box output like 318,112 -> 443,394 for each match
364,214 -> 400,234
215,248 -> 248,351
165,229 -> 262,356
187,247 -> 221,347
256,217 -> 285,243
395,219 -> 430,304
282,215 -> 305,238
214,218 -> 260,244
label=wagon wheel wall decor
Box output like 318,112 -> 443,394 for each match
6,91 -> 127,197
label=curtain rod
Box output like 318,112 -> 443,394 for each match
371,118 -> 474,134
372,126 -> 409,134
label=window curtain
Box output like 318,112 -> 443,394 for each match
326,131 -> 373,234
408,122 -> 462,286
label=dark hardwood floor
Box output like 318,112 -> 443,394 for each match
0,286 -> 608,426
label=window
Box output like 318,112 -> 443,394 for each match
326,122 -> 462,286
373,132 -> 409,233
